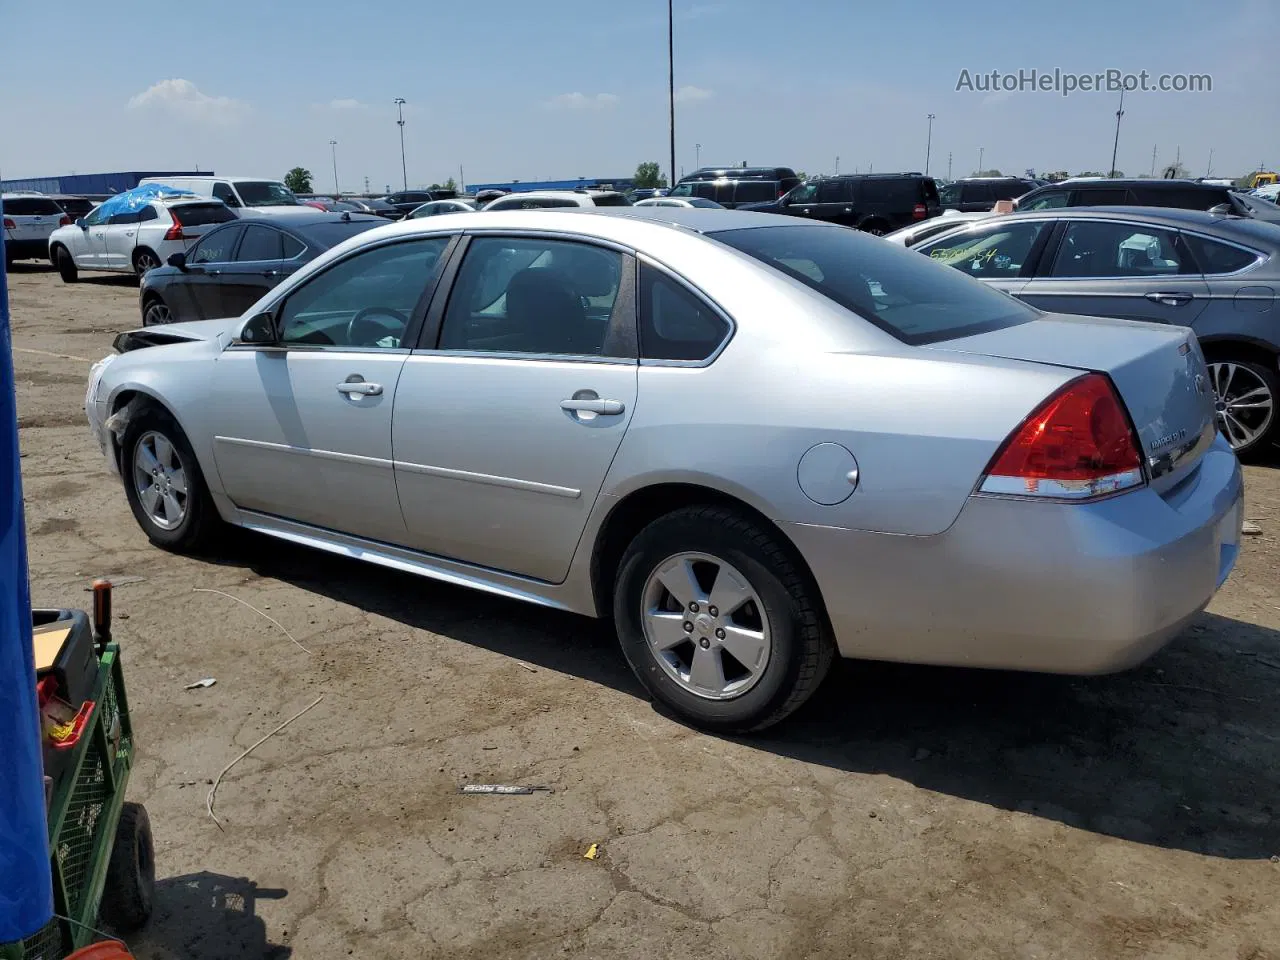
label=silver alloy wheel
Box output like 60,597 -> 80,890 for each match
641,552 -> 772,701
1209,361 -> 1274,451
132,430 -> 189,531
143,300 -> 171,326
135,251 -> 160,274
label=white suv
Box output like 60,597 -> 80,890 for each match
482,190 -> 632,211
136,176 -> 302,215
3,193 -> 70,266
48,198 -> 237,281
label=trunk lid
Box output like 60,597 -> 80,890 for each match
931,312 -> 1218,487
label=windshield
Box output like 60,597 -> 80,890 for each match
709,224 -> 1037,345
236,181 -> 301,207
669,183 -> 692,197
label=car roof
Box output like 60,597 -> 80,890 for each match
1036,178 -> 1224,191
980,204 -> 1278,234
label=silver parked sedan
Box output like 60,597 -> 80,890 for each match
910,207 -> 1280,456
85,209 -> 1244,731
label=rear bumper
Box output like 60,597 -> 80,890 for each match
785,433 -> 1244,674
3,238 -> 49,260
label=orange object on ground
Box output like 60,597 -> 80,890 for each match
64,941 -> 136,959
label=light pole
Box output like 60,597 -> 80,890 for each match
947,151 -> 953,180
978,146 -> 984,175
695,143 -> 701,170
925,114 -> 935,176
667,0 -> 676,189
1109,88 -> 1125,178
393,98 -> 408,191
329,140 -> 339,197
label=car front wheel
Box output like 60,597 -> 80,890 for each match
142,297 -> 172,326
1208,358 -> 1277,457
120,406 -> 221,552
613,505 -> 834,732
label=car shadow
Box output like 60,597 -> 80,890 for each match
217,534 -> 1278,861
121,871 -> 289,959
4,261 -> 55,273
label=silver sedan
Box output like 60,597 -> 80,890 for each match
85,208 -> 1243,731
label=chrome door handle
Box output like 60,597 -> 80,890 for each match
1145,291 -> 1193,306
337,380 -> 383,396
206,269 -> 222,276
561,397 -> 625,415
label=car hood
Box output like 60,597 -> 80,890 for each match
113,316 -> 242,353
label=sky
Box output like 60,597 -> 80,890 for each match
2,0 -> 1278,192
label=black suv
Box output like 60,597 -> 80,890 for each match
1015,178 -> 1280,223
742,174 -> 942,234
939,177 -> 1038,212
382,189 -> 457,216
668,166 -> 801,209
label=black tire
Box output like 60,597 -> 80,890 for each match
132,248 -> 161,276
120,404 -> 222,552
1207,356 -> 1279,459
142,296 -> 172,327
54,246 -> 77,283
99,802 -> 155,931
613,505 -> 834,732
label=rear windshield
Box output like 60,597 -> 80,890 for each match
236,181 -> 300,207
296,220 -> 385,249
710,224 -> 1036,346
590,193 -> 632,207
490,196 -> 580,210
171,203 -> 236,225
3,197 -> 64,216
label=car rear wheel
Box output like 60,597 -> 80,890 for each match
142,297 -> 172,326
120,406 -> 221,552
613,505 -> 834,732
54,246 -> 77,283
1208,358 -> 1277,457
133,248 -> 161,276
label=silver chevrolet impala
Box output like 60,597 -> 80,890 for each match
85,208 -> 1244,731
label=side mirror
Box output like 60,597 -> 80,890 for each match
167,252 -> 187,270
74,218 -> 86,229
236,312 -> 278,345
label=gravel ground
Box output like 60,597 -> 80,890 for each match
8,261 -> 1280,960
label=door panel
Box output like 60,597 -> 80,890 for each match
392,356 -> 637,580
210,349 -> 410,543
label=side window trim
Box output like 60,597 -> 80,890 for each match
635,254 -> 736,367
251,234 -> 458,353
417,231 -> 638,363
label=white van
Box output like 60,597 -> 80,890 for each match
136,176 -> 303,215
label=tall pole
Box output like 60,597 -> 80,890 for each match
695,143 -> 701,170
667,0 -> 676,188
329,140 -> 339,196
835,156 -> 839,176
947,151 -> 952,180
1150,144 -> 1157,176
394,98 -> 408,191
925,113 -> 935,176
978,146 -> 984,175
1109,88 -> 1125,178
1206,148 -> 1214,178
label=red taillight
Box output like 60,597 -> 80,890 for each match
778,187 -> 787,199
2,217 -> 14,230
163,211 -> 186,241
912,203 -> 927,220
59,215 -> 71,226
980,373 -> 1143,500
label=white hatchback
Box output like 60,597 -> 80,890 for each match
48,198 -> 237,281
3,193 -> 71,265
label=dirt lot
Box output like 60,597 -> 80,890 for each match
7,262 -> 1280,960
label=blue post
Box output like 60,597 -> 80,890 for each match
0,214 -> 55,944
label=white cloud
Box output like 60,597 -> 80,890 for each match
674,85 -> 714,104
545,92 -> 620,111
127,79 -> 247,124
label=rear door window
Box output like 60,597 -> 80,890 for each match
1072,187 -> 1128,205
960,183 -> 995,205
1048,221 -> 1188,277
733,181 -> 777,204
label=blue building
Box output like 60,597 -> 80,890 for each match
465,176 -> 635,194
0,171 -> 210,197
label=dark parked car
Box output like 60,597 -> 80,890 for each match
911,206 -> 1280,456
939,177 -> 1038,212
137,211 -> 385,326
668,166 -> 801,208
383,190 -> 456,216
47,194 -> 96,220
741,174 -> 942,234
1016,178 -> 1280,224
627,188 -> 668,202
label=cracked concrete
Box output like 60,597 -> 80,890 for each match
9,264 -> 1280,958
